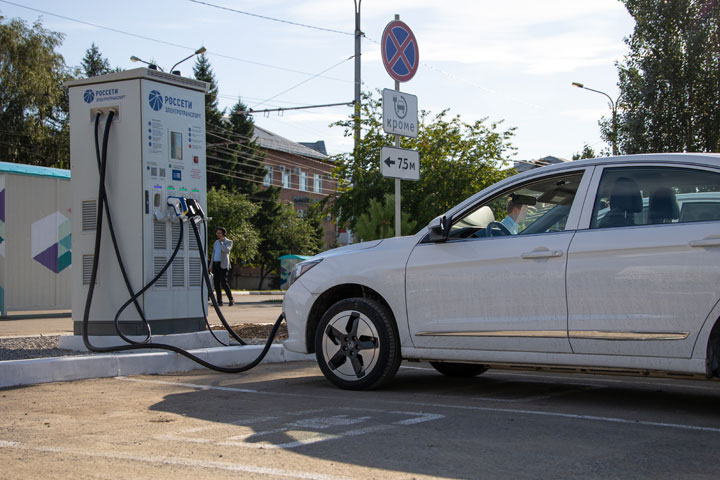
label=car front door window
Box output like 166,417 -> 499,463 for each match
449,172 -> 584,240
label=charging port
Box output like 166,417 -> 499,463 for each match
90,106 -> 119,122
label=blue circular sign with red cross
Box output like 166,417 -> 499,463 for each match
381,20 -> 419,83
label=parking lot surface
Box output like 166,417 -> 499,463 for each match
2,361 -> 720,479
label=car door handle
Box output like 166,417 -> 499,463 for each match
689,236 -> 720,248
520,249 -> 563,259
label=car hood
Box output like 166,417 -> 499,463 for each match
312,239 -> 384,260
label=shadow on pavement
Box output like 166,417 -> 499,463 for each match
146,364 -> 720,479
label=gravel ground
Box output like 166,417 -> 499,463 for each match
0,324 -> 288,361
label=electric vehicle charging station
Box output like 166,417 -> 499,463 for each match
66,68 -> 213,345
62,67 -> 283,372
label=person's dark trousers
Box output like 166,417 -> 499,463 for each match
212,261 -> 233,305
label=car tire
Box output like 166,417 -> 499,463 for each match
315,297 -> 401,390
429,362 -> 488,378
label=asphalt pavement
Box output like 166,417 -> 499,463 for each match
2,361 -> 720,479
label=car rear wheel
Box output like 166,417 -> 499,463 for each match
430,362 -> 488,378
315,297 -> 401,390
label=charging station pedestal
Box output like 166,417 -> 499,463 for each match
65,68 -> 218,347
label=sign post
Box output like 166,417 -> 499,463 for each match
380,15 -> 419,236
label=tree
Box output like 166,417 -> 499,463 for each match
0,17 -> 70,168
80,43 -> 111,77
331,91 -> 516,231
225,98 -> 273,195
606,0 -> 720,153
194,54 -> 234,190
572,144 -> 598,160
354,194 -> 416,241
206,186 -> 260,265
254,202 -> 323,289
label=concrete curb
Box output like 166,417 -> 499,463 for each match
0,345 -> 315,389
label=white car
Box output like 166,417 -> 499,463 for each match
283,153 -> 720,390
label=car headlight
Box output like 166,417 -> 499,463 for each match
289,259 -> 323,287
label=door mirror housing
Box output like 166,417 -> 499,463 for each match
427,215 -> 450,242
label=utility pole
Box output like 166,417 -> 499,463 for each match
353,0 -> 362,154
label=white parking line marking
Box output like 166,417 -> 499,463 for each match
0,441 -> 350,480
120,377 -> 720,434
161,409 -> 445,450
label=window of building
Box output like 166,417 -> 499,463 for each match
314,173 -> 322,193
263,165 -> 273,186
299,170 -> 308,191
282,167 -> 290,189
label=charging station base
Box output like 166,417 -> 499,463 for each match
58,330 -> 230,352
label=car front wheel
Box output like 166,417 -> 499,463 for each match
315,297 -> 401,390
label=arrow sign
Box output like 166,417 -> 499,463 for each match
381,146 -> 420,181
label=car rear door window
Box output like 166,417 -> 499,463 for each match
591,167 -> 720,229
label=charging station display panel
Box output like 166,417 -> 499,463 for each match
141,80 -> 207,321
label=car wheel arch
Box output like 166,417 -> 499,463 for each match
305,283 -> 397,354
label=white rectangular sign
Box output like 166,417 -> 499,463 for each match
381,146 -> 420,181
382,89 -> 418,138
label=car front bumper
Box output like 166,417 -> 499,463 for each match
282,280 -> 317,354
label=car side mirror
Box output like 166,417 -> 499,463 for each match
427,215 -> 449,242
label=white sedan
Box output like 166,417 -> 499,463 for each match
283,153 -> 720,390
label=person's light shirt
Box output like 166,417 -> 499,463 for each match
500,216 -> 519,235
213,241 -> 221,261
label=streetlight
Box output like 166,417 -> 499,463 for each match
170,47 -> 207,76
130,56 -> 162,71
572,82 -> 619,155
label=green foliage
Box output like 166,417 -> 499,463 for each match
206,186 -> 260,264
81,43 -> 112,77
0,17 -> 70,168
572,144 -> 598,160
608,0 -> 720,153
252,200 -> 323,289
354,194 -> 416,241
331,91 -> 516,231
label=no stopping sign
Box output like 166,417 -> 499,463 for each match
381,20 -> 419,83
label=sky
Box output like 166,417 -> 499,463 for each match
0,0 -> 636,161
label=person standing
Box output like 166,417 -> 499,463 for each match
212,227 -> 234,306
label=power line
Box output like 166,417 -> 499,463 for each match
205,126 -> 338,173
0,0 -> 350,83
250,56 -> 354,109
249,101 -> 354,114
188,0 -> 353,36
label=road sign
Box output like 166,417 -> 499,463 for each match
381,20 -> 419,83
381,146 -> 420,181
382,88 -> 418,138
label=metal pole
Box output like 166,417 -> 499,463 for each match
353,0 -> 362,154
571,82 -> 618,155
393,14 -> 401,237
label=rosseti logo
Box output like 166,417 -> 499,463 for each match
148,90 -> 163,111
83,89 -> 95,103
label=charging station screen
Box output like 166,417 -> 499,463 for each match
171,131 -> 183,160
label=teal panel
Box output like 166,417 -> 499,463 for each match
59,233 -> 71,250
57,251 -> 71,273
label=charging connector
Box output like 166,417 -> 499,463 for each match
90,106 -> 119,122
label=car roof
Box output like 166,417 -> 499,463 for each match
444,153 -> 720,221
